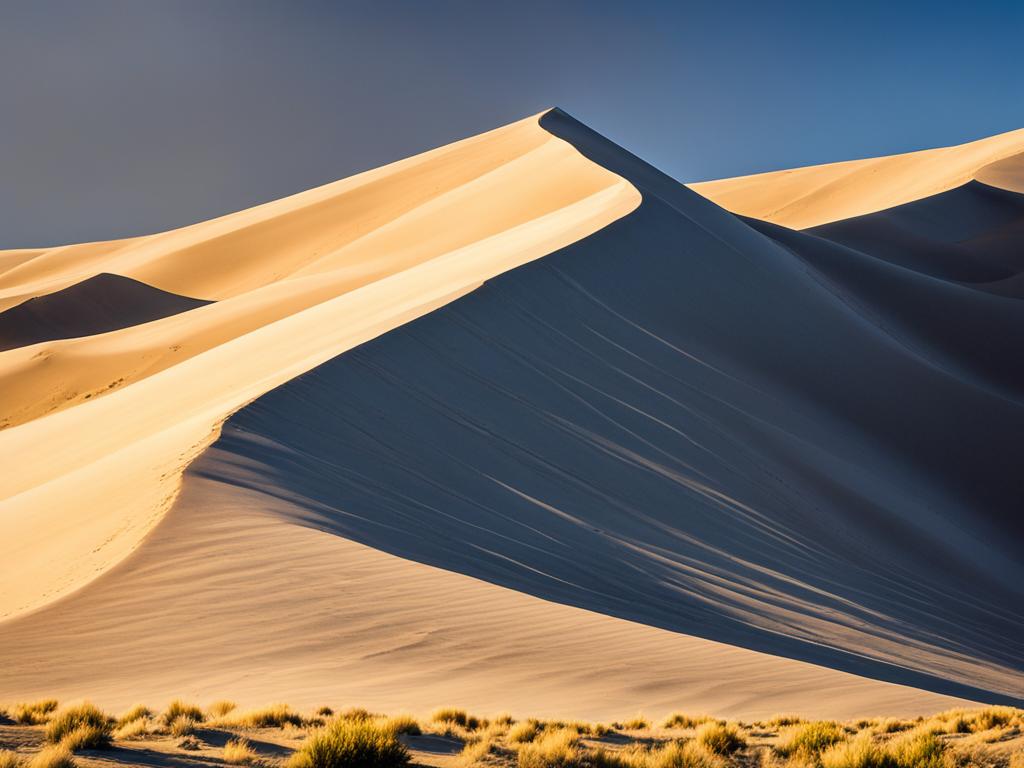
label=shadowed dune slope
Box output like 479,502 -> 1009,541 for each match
2,111 -> 1020,715
0,272 -> 210,351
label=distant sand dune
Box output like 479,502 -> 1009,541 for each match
690,129 -> 1024,228
1,110 -> 1021,720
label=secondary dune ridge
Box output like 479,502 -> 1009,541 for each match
1,109 -> 1022,719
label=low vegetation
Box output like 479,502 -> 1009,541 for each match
287,718 -> 410,768
0,700 -> 1020,768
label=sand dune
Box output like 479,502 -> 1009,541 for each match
1,110 -> 1021,720
690,131 -> 1024,228
0,273 -> 209,352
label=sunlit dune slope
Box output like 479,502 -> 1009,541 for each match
2,110 -> 1021,718
690,129 -> 1024,228
0,111 -> 639,618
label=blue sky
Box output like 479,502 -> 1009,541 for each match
2,0 -> 1022,246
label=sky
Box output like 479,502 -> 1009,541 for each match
1,0 -> 1022,247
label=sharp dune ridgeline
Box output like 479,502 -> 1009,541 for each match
1,109 -> 1022,721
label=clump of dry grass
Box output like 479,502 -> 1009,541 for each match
644,741 -> 726,768
170,716 -> 199,737
766,715 -> 804,728
516,728 -> 581,768
113,717 -> 152,741
116,705 -> 152,727
230,704 -> 304,729
776,721 -> 845,758
382,715 -> 421,736
885,729 -> 950,768
224,738 -> 258,765
25,746 -> 75,768
662,714 -> 715,730
178,735 -> 201,751
317,707 -> 335,717
1008,751 -> 1024,768
508,721 -> 541,744
458,737 -> 502,767
209,701 -> 237,718
619,716 -> 650,731
287,718 -> 410,768
13,701 -> 59,725
162,700 -> 205,726
0,750 -> 23,768
44,704 -> 112,751
695,722 -> 745,756
432,708 -> 482,731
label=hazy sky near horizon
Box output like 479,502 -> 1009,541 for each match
2,0 -> 1022,247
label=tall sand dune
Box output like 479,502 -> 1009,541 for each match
1,110 -> 1021,719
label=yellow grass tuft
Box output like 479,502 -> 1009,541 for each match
25,746 -> 75,768
230,704 -> 304,729
508,721 -> 541,744
517,729 -> 581,768
169,716 -> 198,737
162,700 -> 205,726
287,718 -> 410,768
382,715 -> 421,736
620,716 -> 650,731
776,721 -> 845,758
432,708 -> 482,730
694,722 -> 745,755
224,738 -> 258,765
115,705 -> 152,727
645,741 -> 727,768
44,704 -> 112,750
13,701 -> 59,726
113,717 -> 152,741
662,713 -> 715,730
0,751 -> 23,768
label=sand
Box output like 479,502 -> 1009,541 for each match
1,109 -> 1021,720
690,131 -> 1024,228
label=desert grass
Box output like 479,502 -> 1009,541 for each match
224,738 -> 259,765
44,703 -> 112,751
662,714 -> 716,730
169,715 -> 199,737
287,718 -> 410,768
227,704 -> 305,729
775,720 -> 846,758
508,721 -> 541,744
382,715 -> 422,736
162,700 -> 205,726
642,741 -> 726,768
433,708 -> 482,731
0,751 -> 22,768
112,717 -> 153,740
115,704 -> 152,726
516,728 -> 582,768
25,746 -> 75,768
695,722 -> 745,756
12,701 -> 58,726
619,717 -> 650,731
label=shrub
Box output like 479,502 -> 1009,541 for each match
432,708 -> 480,730
170,716 -> 198,737
508,721 -> 540,744
516,729 -> 580,768
13,701 -> 59,725
224,738 -> 258,765
694,722 -> 744,755
383,715 -> 421,736
209,701 -> 237,718
162,700 -> 204,726
776,721 -> 845,757
25,746 -> 75,768
44,704 -> 112,749
287,718 -> 410,768
116,705 -> 152,727
0,751 -> 22,768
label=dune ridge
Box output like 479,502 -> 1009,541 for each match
1,110 -> 1021,720
690,130 -> 1024,228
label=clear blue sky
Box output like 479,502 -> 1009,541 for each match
2,0 -> 1022,247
